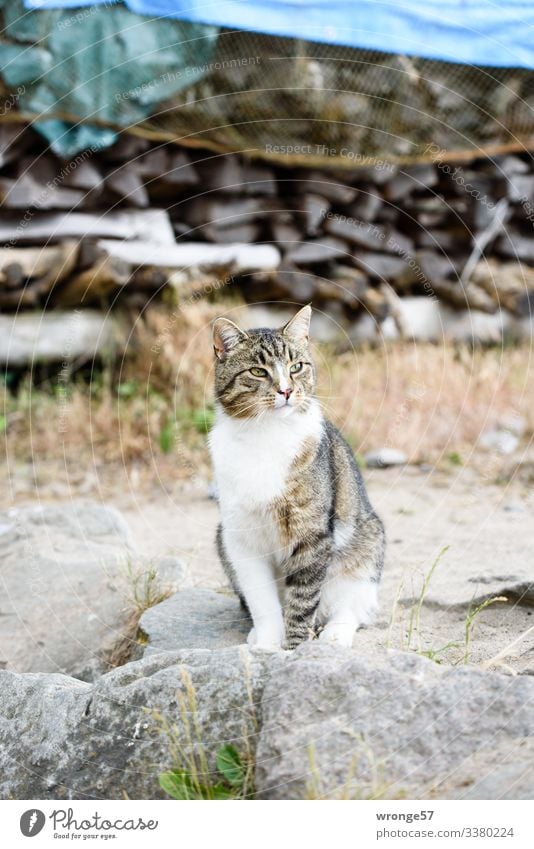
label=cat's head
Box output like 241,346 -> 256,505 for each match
212,305 -> 315,419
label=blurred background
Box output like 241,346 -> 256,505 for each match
0,0 -> 533,638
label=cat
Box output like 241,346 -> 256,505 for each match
209,305 -> 385,650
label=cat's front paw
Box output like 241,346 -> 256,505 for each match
248,627 -> 282,651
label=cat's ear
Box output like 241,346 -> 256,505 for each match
282,304 -> 312,343
213,318 -> 248,361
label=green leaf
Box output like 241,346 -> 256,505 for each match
210,783 -> 235,799
216,744 -> 245,787
0,415 -> 6,433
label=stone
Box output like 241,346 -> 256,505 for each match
139,589 -> 251,654
1,635 -> 534,800
254,645 -> 534,799
365,448 -> 408,468
0,502 -> 137,680
479,428 -> 520,454
0,647 -> 268,800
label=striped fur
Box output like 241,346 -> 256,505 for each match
209,306 -> 385,650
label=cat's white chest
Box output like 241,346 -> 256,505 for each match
209,403 -> 323,510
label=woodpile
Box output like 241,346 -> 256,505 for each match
1,124 -> 534,323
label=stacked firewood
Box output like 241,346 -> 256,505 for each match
1,124 -> 534,320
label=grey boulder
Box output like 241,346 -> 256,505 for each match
254,644 -> 534,800
0,647 -> 268,800
139,588 -> 251,653
0,502 -> 137,680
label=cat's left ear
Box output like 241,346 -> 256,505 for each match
282,304 -> 312,344
213,317 -> 248,361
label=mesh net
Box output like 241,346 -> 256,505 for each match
140,30 -> 534,167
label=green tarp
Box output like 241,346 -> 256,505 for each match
0,0 -> 218,154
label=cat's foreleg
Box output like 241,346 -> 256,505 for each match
223,528 -> 284,649
283,533 -> 331,649
216,523 -> 250,613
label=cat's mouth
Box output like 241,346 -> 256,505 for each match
273,395 -> 301,415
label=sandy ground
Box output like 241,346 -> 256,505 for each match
109,464 -> 534,675
2,456 -> 532,675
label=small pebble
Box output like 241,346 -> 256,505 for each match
365,448 -> 408,468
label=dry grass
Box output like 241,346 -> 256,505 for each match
1,300 -> 533,490
319,341 -> 534,465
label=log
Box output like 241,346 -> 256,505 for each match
55,254 -> 131,307
96,240 -> 281,273
0,310 -> 124,365
0,210 -> 175,245
0,241 -> 79,283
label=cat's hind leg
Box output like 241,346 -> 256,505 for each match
318,573 -> 378,647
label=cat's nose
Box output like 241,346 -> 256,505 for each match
277,387 -> 293,400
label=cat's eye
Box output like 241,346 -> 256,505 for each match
290,362 -> 303,374
250,367 -> 268,377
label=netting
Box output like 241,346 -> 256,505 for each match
144,30 -> 534,167
1,5 -> 534,165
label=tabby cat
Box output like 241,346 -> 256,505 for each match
209,305 -> 385,650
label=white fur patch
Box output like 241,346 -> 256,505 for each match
333,520 -> 354,550
317,575 -> 378,646
210,400 -> 324,646
209,399 -> 323,510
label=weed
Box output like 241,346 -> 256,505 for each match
390,548 -> 512,667
463,596 -> 508,664
305,733 -> 398,800
159,744 -> 246,800
405,546 -> 449,654
106,559 -> 175,669
123,558 -> 174,615
154,660 -> 256,800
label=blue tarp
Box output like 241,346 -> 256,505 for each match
23,0 -> 534,70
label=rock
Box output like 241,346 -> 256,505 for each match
503,500 -> 526,513
365,448 -> 408,468
0,647 -> 268,800
479,428 -> 520,454
2,627 -> 534,800
0,502 -> 136,680
254,645 -> 534,799
457,739 -> 534,799
139,589 -> 251,654
397,296 -> 442,341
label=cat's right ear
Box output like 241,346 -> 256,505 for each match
212,318 -> 248,361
